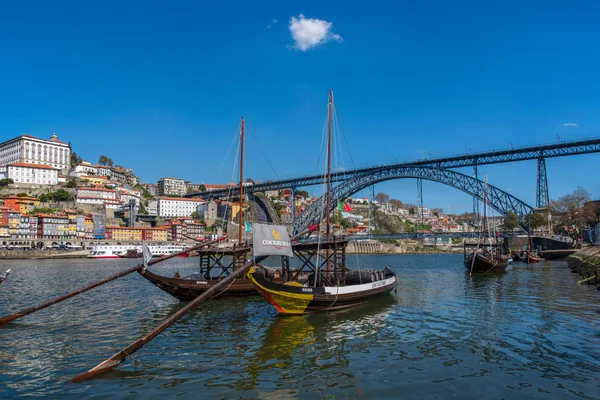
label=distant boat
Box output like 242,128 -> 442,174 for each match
88,244 -> 187,259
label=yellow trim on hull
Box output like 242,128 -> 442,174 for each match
247,267 -> 313,315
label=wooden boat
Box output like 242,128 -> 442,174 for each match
527,252 -> 542,264
464,245 -> 509,273
247,91 -> 398,315
0,269 -> 9,285
138,117 -> 271,300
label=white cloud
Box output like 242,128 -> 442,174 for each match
288,14 -> 342,51
562,122 -> 578,127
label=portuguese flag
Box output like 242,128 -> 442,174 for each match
337,201 -> 353,212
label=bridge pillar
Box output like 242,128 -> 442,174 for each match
536,158 -> 549,208
416,178 -> 424,234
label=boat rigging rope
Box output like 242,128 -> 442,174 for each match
246,126 -> 280,180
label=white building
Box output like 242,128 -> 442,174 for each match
0,162 -> 59,185
157,197 -> 205,218
0,133 -> 71,174
75,187 -> 118,207
70,161 -> 97,177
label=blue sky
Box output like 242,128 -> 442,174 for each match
1,1 -> 599,213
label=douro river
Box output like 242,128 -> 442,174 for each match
0,254 -> 598,399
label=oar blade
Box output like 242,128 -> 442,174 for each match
71,358 -> 122,383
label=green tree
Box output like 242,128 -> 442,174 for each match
190,211 -> 201,220
16,192 -> 28,197
550,186 -> 595,237
524,212 -> 546,233
66,180 -> 77,188
52,189 -> 73,201
98,155 -> 114,167
0,178 -> 14,187
70,152 -> 82,168
502,211 -> 520,231
296,190 -> 309,198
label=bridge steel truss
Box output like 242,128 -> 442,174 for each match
292,166 -> 534,234
187,137 -> 600,199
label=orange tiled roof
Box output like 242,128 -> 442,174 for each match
9,162 -> 58,170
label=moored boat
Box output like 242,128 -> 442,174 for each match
138,117 -> 272,300
247,239 -> 397,315
464,245 -> 509,273
247,91 -> 398,315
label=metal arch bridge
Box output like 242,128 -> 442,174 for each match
186,137 -> 600,207
291,166 -> 534,234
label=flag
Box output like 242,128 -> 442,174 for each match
244,221 -> 252,233
309,223 -> 318,232
338,201 -> 353,212
142,242 -> 152,268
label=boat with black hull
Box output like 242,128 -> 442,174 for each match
137,117 -> 284,300
464,243 -> 509,273
247,90 -> 398,315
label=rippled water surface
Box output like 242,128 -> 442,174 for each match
0,254 -> 599,399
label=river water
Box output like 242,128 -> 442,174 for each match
0,254 -> 598,399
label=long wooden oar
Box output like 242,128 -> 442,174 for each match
469,242 -> 480,277
71,255 -> 267,382
0,240 -> 221,325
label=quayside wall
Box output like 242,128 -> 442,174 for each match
565,246 -> 600,291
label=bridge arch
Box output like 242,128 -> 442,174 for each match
293,166 -> 533,234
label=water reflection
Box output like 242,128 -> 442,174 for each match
0,256 -> 598,399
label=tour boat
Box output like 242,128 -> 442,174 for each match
88,244 -> 187,259
247,90 -> 398,315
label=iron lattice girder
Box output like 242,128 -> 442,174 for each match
187,138 -> 600,199
292,166 -> 533,234
536,158 -> 549,208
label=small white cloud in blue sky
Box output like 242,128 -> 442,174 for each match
288,14 -> 342,51
562,122 -> 578,127
267,18 -> 278,28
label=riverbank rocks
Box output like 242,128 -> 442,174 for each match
565,246 -> 600,291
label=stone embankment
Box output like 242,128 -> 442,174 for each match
0,250 -> 89,260
346,241 -> 462,254
565,246 -> 600,291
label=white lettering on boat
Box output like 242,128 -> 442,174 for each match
371,280 -> 387,288
195,281 -> 208,285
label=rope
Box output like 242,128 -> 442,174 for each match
577,275 -> 597,284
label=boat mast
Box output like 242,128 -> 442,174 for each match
483,174 -> 488,246
239,117 -> 244,245
326,90 -> 333,240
